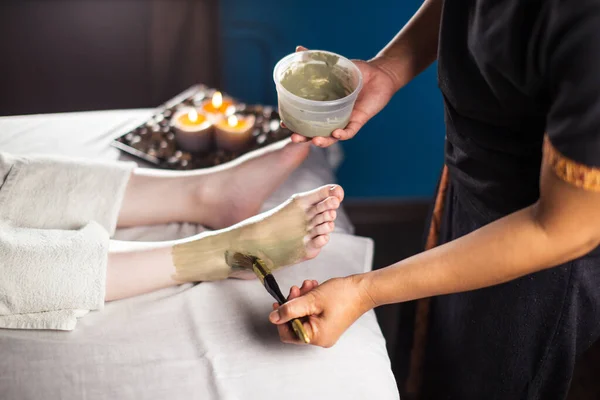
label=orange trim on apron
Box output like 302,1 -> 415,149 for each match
544,136 -> 600,192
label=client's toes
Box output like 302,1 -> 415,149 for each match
297,185 -> 344,211
309,221 -> 335,238
291,184 -> 344,261
309,210 -> 337,229
305,234 -> 331,258
306,196 -> 341,220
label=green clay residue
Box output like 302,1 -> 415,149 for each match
171,196 -> 309,282
280,52 -> 352,101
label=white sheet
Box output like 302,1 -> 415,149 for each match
0,110 -> 399,399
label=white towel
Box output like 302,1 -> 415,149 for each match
0,153 -> 135,330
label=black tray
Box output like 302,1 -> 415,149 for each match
111,84 -> 291,170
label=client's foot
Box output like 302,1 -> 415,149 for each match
171,185 -> 344,282
231,184 -> 345,278
192,140 -> 311,229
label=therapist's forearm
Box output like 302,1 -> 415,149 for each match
361,204 -> 600,308
370,0 -> 443,91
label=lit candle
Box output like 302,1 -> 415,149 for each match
201,91 -> 235,120
202,92 -> 235,123
215,114 -> 256,152
171,107 -> 214,153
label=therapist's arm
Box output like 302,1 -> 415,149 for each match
363,157 -> 600,307
292,0 -> 443,147
370,0 -> 443,91
335,0 -> 443,139
270,148 -> 600,347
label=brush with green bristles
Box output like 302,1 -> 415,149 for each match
225,251 -> 310,344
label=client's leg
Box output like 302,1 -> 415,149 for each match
117,140 -> 310,229
106,185 -> 344,301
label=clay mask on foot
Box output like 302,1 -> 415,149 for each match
171,196 -> 309,282
274,50 -> 363,138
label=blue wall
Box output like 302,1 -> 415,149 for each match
220,0 -> 445,198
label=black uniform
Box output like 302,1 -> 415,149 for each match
422,0 -> 600,398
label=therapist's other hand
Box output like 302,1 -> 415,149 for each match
288,46 -> 399,148
269,276 -> 376,348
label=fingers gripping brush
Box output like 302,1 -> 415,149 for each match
225,251 -> 310,344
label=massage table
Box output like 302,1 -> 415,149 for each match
0,110 -> 399,399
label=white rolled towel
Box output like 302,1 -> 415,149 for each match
0,153 -> 135,330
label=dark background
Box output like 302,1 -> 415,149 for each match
0,0 -> 220,116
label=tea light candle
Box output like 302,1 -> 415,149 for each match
201,91 -> 235,120
215,114 -> 256,152
171,107 -> 213,153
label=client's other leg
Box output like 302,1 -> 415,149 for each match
106,185 -> 344,301
117,140 -> 310,230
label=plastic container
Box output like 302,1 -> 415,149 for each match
273,50 -> 363,138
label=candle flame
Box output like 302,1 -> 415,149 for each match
187,108 -> 198,123
212,91 -> 223,109
228,115 -> 238,127
225,105 -> 236,116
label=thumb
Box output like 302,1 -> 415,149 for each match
269,293 -> 320,324
296,45 -> 308,52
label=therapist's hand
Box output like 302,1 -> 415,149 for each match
270,276 -> 376,348
288,46 -> 400,148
